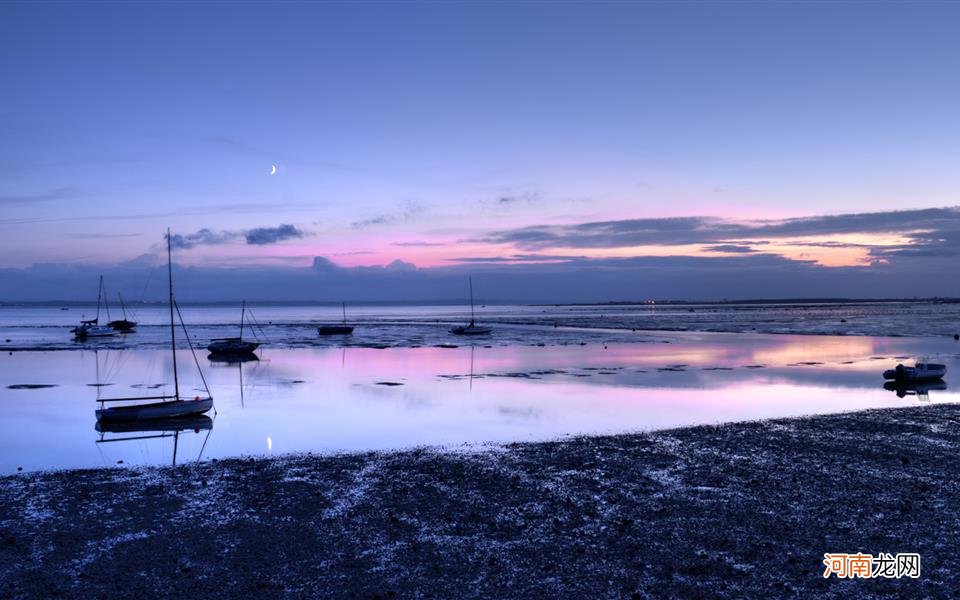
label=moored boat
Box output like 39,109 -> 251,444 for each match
72,276 -> 117,340
107,293 -> 137,332
95,228 -> 214,423
97,396 -> 213,422
208,301 -> 261,357
318,302 -> 354,336
450,277 -> 492,336
882,362 -> 947,382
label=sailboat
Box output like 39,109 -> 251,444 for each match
207,300 -> 261,357
72,276 -> 117,339
95,229 -> 214,423
450,277 -> 492,335
318,302 -> 355,335
108,293 -> 137,332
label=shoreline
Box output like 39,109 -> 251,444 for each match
3,404 -> 959,596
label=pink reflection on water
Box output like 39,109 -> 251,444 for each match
1,331 -> 957,472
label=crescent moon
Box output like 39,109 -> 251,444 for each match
270,164 -> 277,175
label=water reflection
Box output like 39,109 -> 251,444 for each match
2,332 -> 959,472
883,380 -> 949,400
95,415 -> 214,466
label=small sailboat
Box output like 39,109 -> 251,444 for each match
450,277 -> 492,336
882,361 -> 947,383
318,302 -> 355,335
95,229 -> 214,423
108,293 -> 137,332
207,300 -> 261,357
72,276 -> 117,339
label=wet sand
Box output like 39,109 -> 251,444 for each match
2,404 -> 958,597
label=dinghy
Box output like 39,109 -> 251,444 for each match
882,362 -> 947,382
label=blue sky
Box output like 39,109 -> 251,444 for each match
2,2 -> 959,299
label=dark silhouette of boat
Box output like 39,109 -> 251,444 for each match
318,302 -> 354,335
107,293 -> 137,332
95,229 -> 214,423
451,277 -> 492,335
208,300 -> 261,357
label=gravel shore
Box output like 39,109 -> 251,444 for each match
2,404 -> 959,598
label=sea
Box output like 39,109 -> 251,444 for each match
2,301 -> 959,473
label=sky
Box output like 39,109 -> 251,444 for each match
2,2 -> 960,301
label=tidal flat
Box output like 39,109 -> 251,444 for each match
2,403 -> 958,598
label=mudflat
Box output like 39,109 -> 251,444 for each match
2,404 -> 958,598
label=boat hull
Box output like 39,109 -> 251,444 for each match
207,338 -> 260,355
450,325 -> 492,335
318,325 -> 354,335
108,319 -> 137,332
73,325 -> 116,339
96,397 -> 213,422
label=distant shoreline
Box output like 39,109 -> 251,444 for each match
2,404 -> 958,596
2,297 -> 959,308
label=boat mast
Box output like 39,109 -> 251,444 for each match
469,277 -> 475,325
103,279 -> 112,322
240,300 -> 246,340
118,293 -> 127,319
167,228 -> 180,401
342,301 -> 347,325
96,275 -> 103,323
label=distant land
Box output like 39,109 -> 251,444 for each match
2,297 -> 960,308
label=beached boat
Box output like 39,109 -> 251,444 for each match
107,293 -> 137,332
207,301 -> 261,357
451,277 -> 492,335
72,276 -> 117,339
95,229 -> 214,423
318,302 -> 355,335
882,362 -> 947,382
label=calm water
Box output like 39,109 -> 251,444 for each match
2,301 -> 960,351
2,331 -> 958,473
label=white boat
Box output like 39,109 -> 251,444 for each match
450,277 -> 492,336
74,323 -> 117,339
882,362 -> 947,382
72,276 -> 117,339
95,229 -> 214,423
